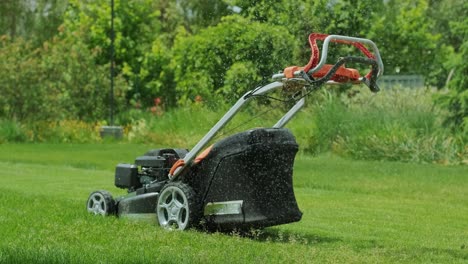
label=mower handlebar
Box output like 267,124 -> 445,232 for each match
307,34 -> 383,77
272,33 -> 384,92
313,56 -> 381,92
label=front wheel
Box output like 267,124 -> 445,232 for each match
86,190 -> 116,216
156,182 -> 199,230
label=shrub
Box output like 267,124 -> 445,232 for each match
0,33 -> 127,123
290,87 -> 466,164
171,15 -> 298,104
0,119 -> 102,143
125,103 -> 226,147
333,133 -> 463,164
26,120 -> 102,143
0,119 -> 28,143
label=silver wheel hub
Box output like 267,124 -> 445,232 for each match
157,186 -> 189,230
87,193 -> 107,215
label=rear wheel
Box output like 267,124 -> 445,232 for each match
86,190 -> 115,216
156,182 -> 199,230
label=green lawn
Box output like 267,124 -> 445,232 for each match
0,143 -> 467,263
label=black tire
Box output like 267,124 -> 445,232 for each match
156,182 -> 200,230
86,190 -> 116,216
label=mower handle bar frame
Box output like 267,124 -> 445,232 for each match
272,35 -> 384,81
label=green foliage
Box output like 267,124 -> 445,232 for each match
436,1 -> 468,134
0,37 -> 45,121
334,132 -> 465,164
290,87 -> 466,164
221,61 -> 262,98
428,0 -> 466,50
0,0 -> 24,39
368,0 -> 443,84
64,0 -> 161,66
232,0 -> 385,63
28,120 -> 103,143
1,84 -> 465,164
0,0 -> 67,44
130,38 -> 178,108
315,0 -> 384,36
233,0 -> 291,23
0,119 -> 27,143
63,0 -> 165,108
0,32 -> 127,122
0,119 -> 103,143
172,15 -> 298,104
177,0 -> 231,31
125,104 -> 224,147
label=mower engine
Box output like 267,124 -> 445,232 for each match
115,148 -> 188,192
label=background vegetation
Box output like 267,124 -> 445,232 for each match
0,0 -> 466,163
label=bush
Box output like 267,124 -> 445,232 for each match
0,119 -> 102,143
291,87 -> 466,164
124,96 -> 297,147
332,133 -> 463,164
0,33 -> 127,122
2,85 -> 464,165
125,103 -> 228,147
123,86 -> 466,164
0,120 -> 28,143
171,15 -> 298,104
26,120 -> 103,143
436,13 -> 468,134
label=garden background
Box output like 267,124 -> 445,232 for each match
0,0 -> 466,165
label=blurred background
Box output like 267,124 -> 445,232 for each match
0,0 -> 466,164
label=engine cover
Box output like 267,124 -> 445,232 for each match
115,163 -> 139,189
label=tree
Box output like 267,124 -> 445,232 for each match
428,0 -> 466,51
131,37 -> 177,108
0,0 -> 23,39
63,0 -> 167,108
328,0 -> 384,35
436,1 -> 468,133
0,31 -> 127,122
177,0 -> 230,32
367,0 -> 443,85
0,0 -> 67,44
64,0 -> 161,66
171,15 -> 298,104
229,0 -> 385,65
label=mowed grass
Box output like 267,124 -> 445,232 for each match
0,143 -> 467,263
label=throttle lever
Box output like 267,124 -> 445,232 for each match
354,57 -> 380,93
337,56 -> 380,93
360,76 -> 380,93
307,56 -> 381,93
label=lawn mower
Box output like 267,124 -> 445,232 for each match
87,33 -> 384,231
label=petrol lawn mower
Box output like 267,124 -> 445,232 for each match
87,33 -> 384,231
